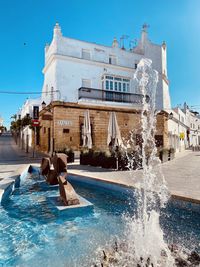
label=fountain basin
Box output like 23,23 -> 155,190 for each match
47,194 -> 93,214
0,166 -> 200,266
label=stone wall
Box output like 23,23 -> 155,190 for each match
39,102 -> 168,153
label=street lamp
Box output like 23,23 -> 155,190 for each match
168,112 -> 173,120
42,101 -> 46,109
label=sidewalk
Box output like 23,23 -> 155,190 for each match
0,133 -> 199,204
0,133 -> 45,181
68,150 -> 200,204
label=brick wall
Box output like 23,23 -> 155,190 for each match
39,102 -> 168,153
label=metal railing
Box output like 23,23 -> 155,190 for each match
78,87 -> 149,104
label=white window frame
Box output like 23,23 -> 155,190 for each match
109,55 -> 117,65
82,49 -> 91,60
102,75 -> 130,93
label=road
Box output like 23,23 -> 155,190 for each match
0,133 -> 43,180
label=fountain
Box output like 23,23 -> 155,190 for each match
121,58 -> 174,266
93,59 -> 200,266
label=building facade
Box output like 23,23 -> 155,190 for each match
182,103 -> 200,148
167,108 -> 189,152
167,103 -> 200,153
19,98 -> 41,151
39,101 -> 168,154
41,23 -> 171,111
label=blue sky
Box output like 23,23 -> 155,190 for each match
0,0 -> 200,128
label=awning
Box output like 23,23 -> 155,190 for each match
107,112 -> 122,148
83,110 -> 92,149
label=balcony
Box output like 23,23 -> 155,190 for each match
78,87 -> 149,104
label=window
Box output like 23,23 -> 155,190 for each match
110,81 -> 113,90
106,76 -> 113,80
106,80 -> 109,90
82,79 -> 91,88
127,83 -> 130,92
63,129 -> 70,133
114,82 -> 118,91
123,83 -> 126,92
109,55 -> 117,65
114,77 -> 122,81
102,75 -> 130,93
118,82 -> 121,92
82,49 -> 91,60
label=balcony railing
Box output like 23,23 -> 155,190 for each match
78,87 -> 149,104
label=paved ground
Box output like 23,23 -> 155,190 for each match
0,133 -> 44,181
0,133 -> 199,204
68,150 -> 200,204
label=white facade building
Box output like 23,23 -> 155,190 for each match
167,108 -> 189,152
20,98 -> 41,119
0,116 -> 3,134
182,103 -> 200,147
41,23 -> 171,110
19,98 -> 41,150
167,103 -> 200,153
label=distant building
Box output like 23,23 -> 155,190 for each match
182,103 -> 200,147
0,116 -> 3,135
167,103 -> 200,153
0,116 -> 3,127
167,108 -> 189,152
41,23 -> 171,111
19,98 -> 41,151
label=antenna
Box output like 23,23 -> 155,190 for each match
142,23 -> 150,32
120,35 -> 129,49
129,39 -> 138,50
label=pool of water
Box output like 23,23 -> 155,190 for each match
0,172 -> 200,266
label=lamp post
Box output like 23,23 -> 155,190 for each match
42,101 -> 46,109
168,112 -> 173,120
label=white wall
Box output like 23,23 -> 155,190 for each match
19,98 -> 41,150
20,98 -> 41,118
168,108 -> 188,152
42,24 -> 171,110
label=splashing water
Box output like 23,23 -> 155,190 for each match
122,59 -> 174,266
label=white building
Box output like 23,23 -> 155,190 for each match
0,116 -> 3,134
167,103 -> 200,153
167,108 -> 189,153
41,23 -> 171,110
19,98 -> 41,150
20,98 -> 41,119
182,103 -> 200,147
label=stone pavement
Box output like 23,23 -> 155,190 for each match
0,133 -> 199,204
0,133 -> 45,181
68,150 -> 200,204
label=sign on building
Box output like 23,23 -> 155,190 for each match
33,106 -> 39,119
57,120 -> 73,126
